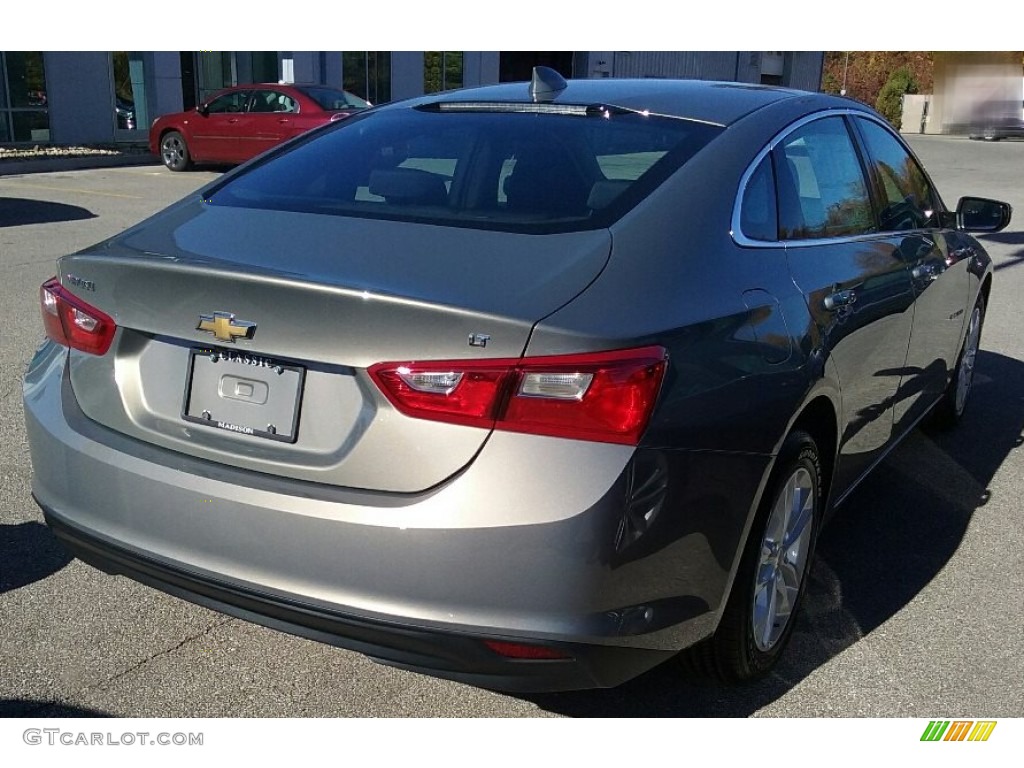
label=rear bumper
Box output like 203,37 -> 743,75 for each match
41,504 -> 670,692
24,340 -> 770,691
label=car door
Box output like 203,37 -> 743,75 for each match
189,89 -> 252,163
850,115 -> 969,436
240,89 -> 301,160
776,115 -> 917,495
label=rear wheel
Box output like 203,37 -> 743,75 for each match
682,431 -> 821,682
934,293 -> 985,427
160,131 -> 192,172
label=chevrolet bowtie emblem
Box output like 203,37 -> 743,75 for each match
196,311 -> 256,343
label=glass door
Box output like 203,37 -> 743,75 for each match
112,52 -> 148,141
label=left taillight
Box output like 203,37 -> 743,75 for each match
40,277 -> 116,356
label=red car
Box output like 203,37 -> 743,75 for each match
150,83 -> 369,171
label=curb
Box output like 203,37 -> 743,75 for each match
0,153 -> 161,177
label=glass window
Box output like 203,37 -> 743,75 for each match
775,117 -> 874,240
740,155 -> 778,241
111,52 -> 147,132
6,52 -> 47,108
295,86 -> 368,111
207,109 -> 722,234
250,90 -> 297,114
197,52 -> 234,104
206,90 -> 250,114
343,52 -> 390,105
855,117 -> 937,231
424,52 -> 464,94
249,52 -> 278,84
11,110 -> 50,142
0,55 -> 7,142
1,52 -> 49,143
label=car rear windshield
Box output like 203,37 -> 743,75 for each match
206,105 -> 722,233
296,86 -> 370,111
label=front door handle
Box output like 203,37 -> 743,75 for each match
823,289 -> 857,311
912,263 -> 939,282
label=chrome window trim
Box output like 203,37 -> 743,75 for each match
731,108 -> 914,249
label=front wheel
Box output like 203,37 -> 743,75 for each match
681,431 -> 821,682
934,293 -> 985,427
160,131 -> 192,172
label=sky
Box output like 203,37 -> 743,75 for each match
2,2 -> 1017,53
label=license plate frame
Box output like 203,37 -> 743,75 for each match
182,347 -> 305,443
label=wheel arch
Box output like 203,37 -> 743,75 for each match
788,395 -> 840,515
686,392 -> 838,680
706,382 -> 841,636
980,272 -> 993,309
158,124 -> 186,144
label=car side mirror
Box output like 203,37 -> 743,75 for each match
196,104 -> 209,117
957,196 -> 1012,233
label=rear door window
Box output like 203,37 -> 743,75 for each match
250,90 -> 298,114
774,117 -> 875,240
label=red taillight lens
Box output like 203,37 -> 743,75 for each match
39,277 -> 116,356
370,364 -> 515,429
369,346 -> 667,445
482,640 -> 571,660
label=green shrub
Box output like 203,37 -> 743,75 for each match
876,67 -> 919,129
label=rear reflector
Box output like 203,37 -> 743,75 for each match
369,346 -> 667,445
39,277 -> 117,356
482,640 -> 571,660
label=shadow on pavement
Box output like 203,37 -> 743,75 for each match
0,197 -> 95,228
526,349 -> 1022,716
980,230 -> 1024,261
0,521 -> 73,595
0,699 -> 111,717
979,230 -> 1024,246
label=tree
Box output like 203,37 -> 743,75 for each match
876,67 -> 919,129
821,52 -> 933,106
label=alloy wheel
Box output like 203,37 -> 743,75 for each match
752,466 -> 814,652
955,305 -> 982,415
162,136 -> 184,167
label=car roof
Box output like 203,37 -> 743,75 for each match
401,78 -> 811,126
227,83 -> 344,90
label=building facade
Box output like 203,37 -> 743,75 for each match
0,51 -> 825,145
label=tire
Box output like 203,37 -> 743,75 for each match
934,292 -> 985,428
681,431 -> 821,683
160,130 -> 192,172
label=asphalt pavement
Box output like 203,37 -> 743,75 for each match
1,139 -> 1022,717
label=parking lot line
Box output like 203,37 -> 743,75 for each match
0,180 -> 143,200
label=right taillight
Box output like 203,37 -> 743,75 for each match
369,346 -> 667,445
39,277 -> 117,356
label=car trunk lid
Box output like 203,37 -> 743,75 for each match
60,201 -> 611,492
